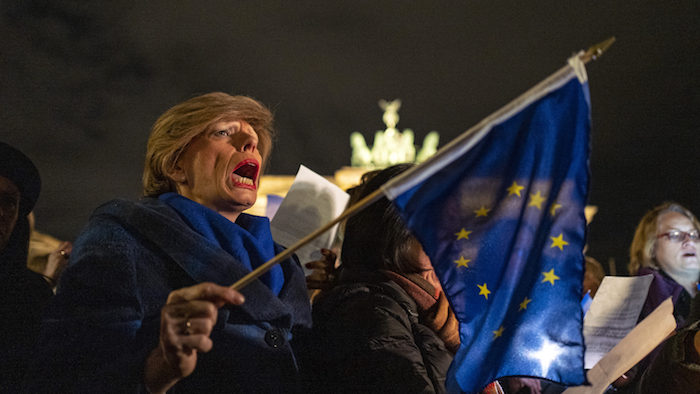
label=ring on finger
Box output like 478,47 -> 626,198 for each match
183,320 -> 192,336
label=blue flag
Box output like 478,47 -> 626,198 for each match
383,56 -> 590,393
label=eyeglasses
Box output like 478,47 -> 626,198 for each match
657,230 -> 700,243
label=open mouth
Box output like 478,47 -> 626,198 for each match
231,159 -> 259,188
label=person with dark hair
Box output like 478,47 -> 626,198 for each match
306,163 -> 502,394
26,93 -> 317,393
0,142 -> 69,393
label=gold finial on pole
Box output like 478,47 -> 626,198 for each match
580,37 -> 616,64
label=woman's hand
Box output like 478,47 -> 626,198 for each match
305,248 -> 338,292
43,241 -> 72,286
144,283 -> 244,394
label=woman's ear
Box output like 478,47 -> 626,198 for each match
166,161 -> 187,184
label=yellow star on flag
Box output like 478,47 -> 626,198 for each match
493,326 -> 505,339
550,202 -> 562,216
477,283 -> 491,299
474,206 -> 490,217
528,191 -> 546,209
519,297 -> 532,311
455,228 -> 472,240
506,181 -> 525,197
454,256 -> 470,268
541,269 -> 560,285
550,233 -> 569,250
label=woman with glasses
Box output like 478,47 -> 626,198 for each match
614,202 -> 700,393
628,202 -> 700,327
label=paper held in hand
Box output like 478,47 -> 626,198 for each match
583,275 -> 654,368
269,165 -> 349,275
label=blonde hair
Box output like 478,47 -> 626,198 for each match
143,93 -> 274,197
628,202 -> 700,275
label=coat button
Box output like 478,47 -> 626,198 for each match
264,329 -> 284,348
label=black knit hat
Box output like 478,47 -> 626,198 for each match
0,142 -> 41,215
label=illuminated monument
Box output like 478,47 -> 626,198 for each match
349,99 -> 440,169
335,99 -> 440,191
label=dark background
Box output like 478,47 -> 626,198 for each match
1,1 -> 699,275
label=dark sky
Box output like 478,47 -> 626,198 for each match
1,1 -> 699,275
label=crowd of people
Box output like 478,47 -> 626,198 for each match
1,92 -> 699,393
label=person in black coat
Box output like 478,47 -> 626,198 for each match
306,164 -> 503,394
0,142 -> 52,393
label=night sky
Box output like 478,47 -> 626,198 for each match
2,1 -> 699,275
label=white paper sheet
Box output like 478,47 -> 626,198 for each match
270,165 -> 349,274
582,274 -> 654,369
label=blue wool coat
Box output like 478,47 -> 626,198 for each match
25,198 -> 312,394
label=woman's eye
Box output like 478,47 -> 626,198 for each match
216,130 -> 230,137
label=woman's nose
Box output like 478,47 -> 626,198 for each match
229,131 -> 258,152
241,134 -> 257,153
232,123 -> 258,153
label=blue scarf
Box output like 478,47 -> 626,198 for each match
159,193 -> 285,295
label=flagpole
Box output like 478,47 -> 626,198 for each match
230,36 -> 615,291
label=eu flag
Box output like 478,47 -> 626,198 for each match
383,56 -> 590,393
